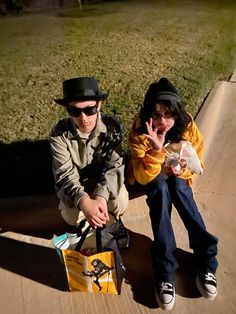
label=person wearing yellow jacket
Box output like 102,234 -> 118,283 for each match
128,77 -> 218,311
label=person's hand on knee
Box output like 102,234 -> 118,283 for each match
78,196 -> 108,228
93,195 -> 109,222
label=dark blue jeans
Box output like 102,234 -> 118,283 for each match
145,175 -> 218,283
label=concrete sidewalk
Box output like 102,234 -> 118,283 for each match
1,71 -> 236,314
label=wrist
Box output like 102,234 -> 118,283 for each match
93,195 -> 106,201
78,195 -> 90,211
153,144 -> 163,152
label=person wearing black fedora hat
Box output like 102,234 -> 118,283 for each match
128,77 -> 218,310
50,77 -> 130,249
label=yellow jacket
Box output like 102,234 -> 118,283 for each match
128,114 -> 204,186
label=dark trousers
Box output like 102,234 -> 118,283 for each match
145,175 -> 218,283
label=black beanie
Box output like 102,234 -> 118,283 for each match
144,77 -> 181,105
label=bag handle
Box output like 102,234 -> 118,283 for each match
75,225 -> 91,252
96,227 -> 103,253
75,225 -> 104,253
108,211 -> 118,222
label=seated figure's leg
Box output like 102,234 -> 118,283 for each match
145,175 -> 179,283
168,176 -> 218,275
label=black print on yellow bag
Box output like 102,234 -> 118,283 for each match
53,226 -> 125,294
82,258 -> 114,291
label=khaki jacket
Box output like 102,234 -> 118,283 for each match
128,114 -> 204,186
50,113 -> 125,209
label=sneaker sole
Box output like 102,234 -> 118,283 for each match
154,288 -> 175,311
196,276 -> 217,301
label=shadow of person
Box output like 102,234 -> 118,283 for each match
0,195 -> 78,239
0,236 -> 67,291
121,230 -> 158,309
174,248 -> 201,298
0,140 -> 55,198
121,234 -> 201,308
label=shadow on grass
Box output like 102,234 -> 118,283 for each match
0,140 -> 55,198
0,139 -> 78,239
0,236 -> 68,291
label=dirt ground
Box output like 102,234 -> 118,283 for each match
1,70 -> 236,313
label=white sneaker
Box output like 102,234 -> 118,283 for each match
155,282 -> 175,311
196,272 -> 217,301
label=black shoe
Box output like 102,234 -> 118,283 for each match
196,272 -> 217,300
155,282 -> 175,311
109,219 -> 130,249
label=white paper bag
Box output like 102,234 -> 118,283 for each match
164,141 -> 203,175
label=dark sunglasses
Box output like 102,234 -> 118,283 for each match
66,105 -> 98,117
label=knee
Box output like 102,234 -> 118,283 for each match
58,201 -> 81,226
169,176 -> 190,193
146,176 -> 169,198
108,184 -> 129,217
117,184 -> 129,211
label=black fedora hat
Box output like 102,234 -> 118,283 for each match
54,77 -> 109,106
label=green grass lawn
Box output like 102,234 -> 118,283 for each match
1,0 -> 236,150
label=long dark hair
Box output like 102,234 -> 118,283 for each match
138,98 -> 191,143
